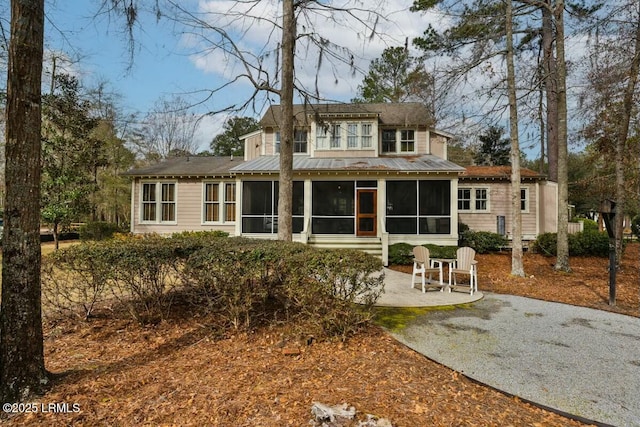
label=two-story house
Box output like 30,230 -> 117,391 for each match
125,102 -> 557,265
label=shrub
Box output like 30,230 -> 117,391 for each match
578,218 -> 598,232
42,242 -> 113,320
459,230 -> 508,254
388,243 -> 414,265
388,243 -> 457,265
531,230 -> 610,257
79,221 -> 123,241
280,248 -> 384,340
42,234 -> 385,340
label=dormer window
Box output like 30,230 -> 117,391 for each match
317,121 -> 375,150
294,130 -> 308,153
381,129 -> 416,154
275,130 -> 308,154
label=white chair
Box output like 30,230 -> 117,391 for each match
411,246 -> 444,293
448,247 -> 478,295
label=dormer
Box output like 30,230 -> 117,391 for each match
242,102 -> 450,161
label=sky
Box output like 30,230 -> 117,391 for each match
43,0 -> 439,152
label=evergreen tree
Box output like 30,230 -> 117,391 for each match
210,116 -> 259,156
474,125 -> 511,166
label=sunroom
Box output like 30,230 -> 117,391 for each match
231,155 -> 465,265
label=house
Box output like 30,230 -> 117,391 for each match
458,166 -> 558,241
125,102 -> 557,265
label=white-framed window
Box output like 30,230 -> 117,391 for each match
361,123 -> 372,148
224,182 -> 236,221
141,181 -> 176,223
294,130 -> 308,153
400,130 -> 415,152
458,187 -> 489,212
276,130 -> 307,153
381,128 -> 417,153
329,124 -> 341,148
274,131 -> 281,154
520,187 -> 529,212
458,188 -> 471,211
203,181 -> 236,223
347,123 -> 358,148
204,182 -> 220,222
475,188 -> 488,211
315,121 -> 375,150
316,125 -> 328,149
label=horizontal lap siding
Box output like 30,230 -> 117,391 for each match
459,183 -> 539,238
132,178 -> 237,236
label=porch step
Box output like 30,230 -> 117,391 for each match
307,236 -> 382,257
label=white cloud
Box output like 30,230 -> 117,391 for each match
185,0 -> 444,102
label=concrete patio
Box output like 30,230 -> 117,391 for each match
376,267 -> 484,307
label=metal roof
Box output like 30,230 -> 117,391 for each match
230,155 -> 465,174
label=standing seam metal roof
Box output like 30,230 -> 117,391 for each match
229,155 -> 465,174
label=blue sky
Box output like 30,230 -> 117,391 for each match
42,0 -> 434,151
37,0 -> 575,158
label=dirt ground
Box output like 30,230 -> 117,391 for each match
3,245 -> 638,426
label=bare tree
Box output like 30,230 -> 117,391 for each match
127,1 -> 391,241
1,0 -> 48,402
132,95 -> 200,161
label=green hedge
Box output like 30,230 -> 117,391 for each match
531,230 -> 611,257
388,243 -> 457,265
459,230 -> 508,254
42,234 -> 384,340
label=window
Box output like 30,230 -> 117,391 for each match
141,182 -> 176,223
316,126 -> 328,149
458,188 -> 471,211
203,182 -> 236,223
475,189 -> 488,211
204,183 -> 220,222
386,180 -> 451,234
520,188 -> 528,212
224,183 -> 236,221
458,187 -> 489,212
242,181 -> 304,233
361,123 -> 372,148
294,130 -> 308,153
142,183 -> 157,221
274,132 -> 281,154
330,124 -> 342,148
347,124 -> 358,148
382,129 -> 396,153
400,130 -> 415,152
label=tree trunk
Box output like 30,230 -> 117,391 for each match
614,13 -> 640,266
554,0 -> 571,272
506,0 -> 525,277
1,0 -> 48,402
277,0 -> 295,241
542,1 -> 558,182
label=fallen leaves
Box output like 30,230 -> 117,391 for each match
5,245 -> 634,426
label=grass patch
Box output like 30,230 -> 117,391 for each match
374,304 -> 475,332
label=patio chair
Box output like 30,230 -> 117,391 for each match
411,246 -> 444,293
448,247 -> 478,295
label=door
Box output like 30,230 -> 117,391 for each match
357,189 -> 377,236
